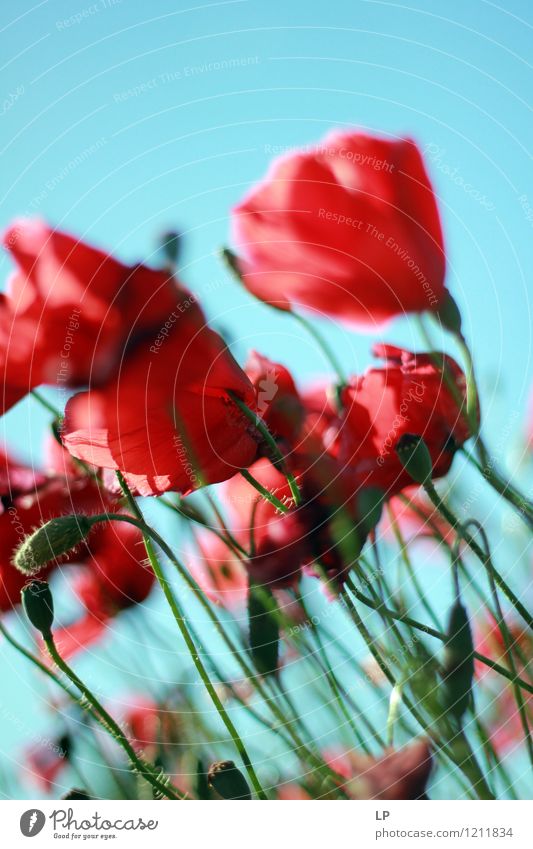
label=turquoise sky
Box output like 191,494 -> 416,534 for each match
0,0 -> 532,798
1,0 -> 532,459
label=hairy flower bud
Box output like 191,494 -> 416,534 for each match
207,760 -> 251,800
13,514 -> 94,575
21,580 -> 54,638
395,434 -> 433,485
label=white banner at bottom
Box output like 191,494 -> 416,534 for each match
1,799 -> 530,848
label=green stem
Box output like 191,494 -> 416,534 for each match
385,507 -> 443,631
461,449 -> 533,529
291,312 -> 347,386
423,482 -> 533,631
421,315 -> 533,526
463,522 -> 533,766
43,634 -> 182,799
228,390 -> 301,506
340,588 -> 494,799
31,388 -> 62,418
114,474 -> 267,799
455,334 -> 480,437
295,591 -> 371,750
240,468 -> 290,513
110,494 -> 344,785
343,574 -> 533,694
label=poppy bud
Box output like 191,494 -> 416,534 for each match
21,580 -> 54,638
395,434 -> 433,485
442,599 -> 474,723
13,514 -> 94,575
207,760 -> 252,800
160,230 -> 181,266
61,789 -> 95,801
437,290 -> 462,335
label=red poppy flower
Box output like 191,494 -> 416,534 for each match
245,350 -> 304,444
338,344 -> 472,497
122,697 -> 161,752
222,458 -> 305,588
383,485 -> 455,546
231,131 -> 446,327
0,219 -> 178,411
187,532 -> 248,609
325,739 -> 432,799
25,736 -> 70,792
61,293 -> 259,496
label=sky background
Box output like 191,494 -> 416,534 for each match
0,0 -> 532,798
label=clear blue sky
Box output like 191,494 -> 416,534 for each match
1,0 -> 532,459
0,0 -> 532,798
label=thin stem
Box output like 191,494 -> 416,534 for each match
31,389 -> 62,418
295,591 -> 371,750
340,587 -> 494,799
109,489 -> 344,785
424,482 -> 533,631
422,315 -> 533,526
342,575 -> 533,694
291,312 -> 346,386
44,635 -> 182,800
461,449 -> 533,529
240,469 -> 289,513
463,522 -> 533,766
228,390 -> 301,506
114,474 -> 267,799
385,506 -> 443,631
455,334 -> 480,437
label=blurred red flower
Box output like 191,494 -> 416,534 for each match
187,532 -> 248,610
231,131 -> 446,326
383,484 -> 455,546
25,735 -> 70,792
1,219 -> 178,411
245,350 -> 304,444
339,344 -> 472,497
61,285 -> 259,496
325,739 -> 432,799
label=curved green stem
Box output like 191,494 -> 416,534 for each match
461,449 -> 533,529
114,474 -> 267,799
44,634 -> 182,800
110,479 -> 345,786
423,482 -> 533,631
461,522 -> 533,766
291,312 -> 347,386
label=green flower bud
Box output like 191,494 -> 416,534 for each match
160,230 -> 181,266
442,600 -> 474,723
61,789 -> 95,800
437,290 -> 463,335
13,515 -> 94,575
21,580 -> 54,638
395,434 -> 433,485
208,760 -> 252,800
